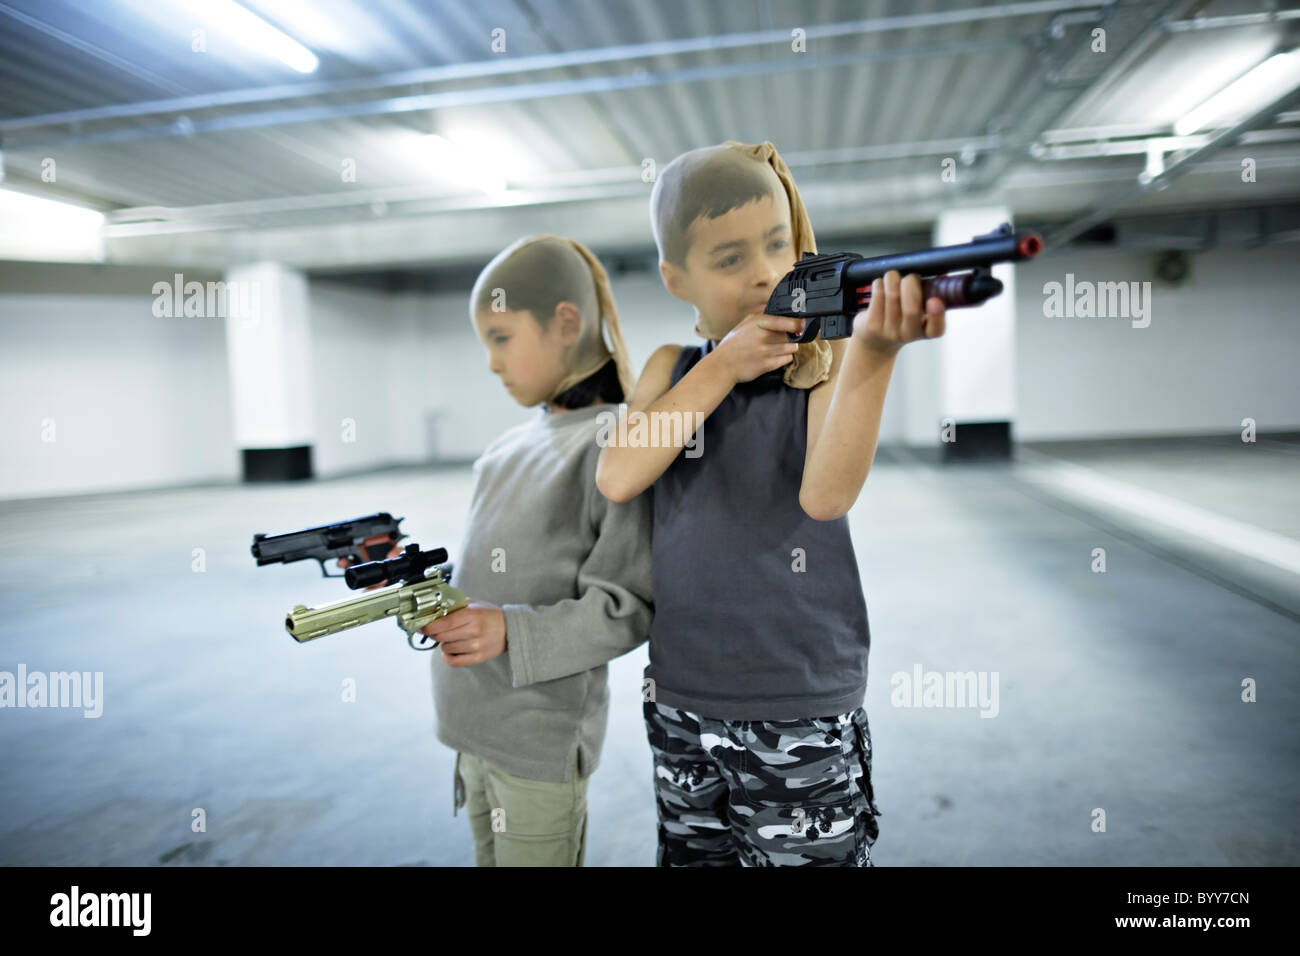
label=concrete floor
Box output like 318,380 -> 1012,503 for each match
1,436 -> 1296,866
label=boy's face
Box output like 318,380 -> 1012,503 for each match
473,306 -> 576,407
660,191 -> 796,336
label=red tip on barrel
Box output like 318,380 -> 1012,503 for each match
1019,234 -> 1043,258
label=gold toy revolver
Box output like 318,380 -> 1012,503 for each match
285,544 -> 468,651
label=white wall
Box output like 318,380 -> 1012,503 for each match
0,273 -> 237,499
309,282 -> 427,475
1012,244 -> 1299,440
2,241 -> 1298,499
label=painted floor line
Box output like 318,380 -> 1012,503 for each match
1015,450 -> 1300,577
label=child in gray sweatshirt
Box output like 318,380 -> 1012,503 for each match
415,234 -> 652,867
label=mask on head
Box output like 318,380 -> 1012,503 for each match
470,234 -> 636,405
650,139 -> 832,390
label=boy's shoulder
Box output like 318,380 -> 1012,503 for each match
628,344 -> 690,406
649,343 -> 689,370
651,343 -> 687,360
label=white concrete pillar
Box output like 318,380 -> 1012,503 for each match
224,261 -> 316,480
897,206 -> 1019,460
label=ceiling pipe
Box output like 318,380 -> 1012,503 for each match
4,36 -> 1029,149
1044,81 -> 1300,247
0,0 -> 1115,133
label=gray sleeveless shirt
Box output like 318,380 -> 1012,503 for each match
645,338 -> 871,721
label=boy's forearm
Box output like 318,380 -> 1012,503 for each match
801,342 -> 898,519
597,350 -> 734,501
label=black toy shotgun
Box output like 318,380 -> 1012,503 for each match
767,222 -> 1043,342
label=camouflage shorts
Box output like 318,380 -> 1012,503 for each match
644,699 -> 882,867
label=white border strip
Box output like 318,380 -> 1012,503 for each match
1017,451 -> 1300,576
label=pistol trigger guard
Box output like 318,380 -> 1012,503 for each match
319,560 -> 346,578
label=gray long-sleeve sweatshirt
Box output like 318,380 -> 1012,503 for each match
431,402 -> 654,783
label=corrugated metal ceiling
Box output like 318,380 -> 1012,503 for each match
1,0 -> 1298,267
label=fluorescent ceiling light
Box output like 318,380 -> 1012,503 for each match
172,0 -> 319,73
1174,49 -> 1300,136
436,125 -> 552,182
0,188 -> 104,261
423,134 -> 508,197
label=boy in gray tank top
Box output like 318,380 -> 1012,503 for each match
596,141 -> 949,866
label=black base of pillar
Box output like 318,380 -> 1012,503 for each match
242,446 -> 313,482
941,421 -> 1012,462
